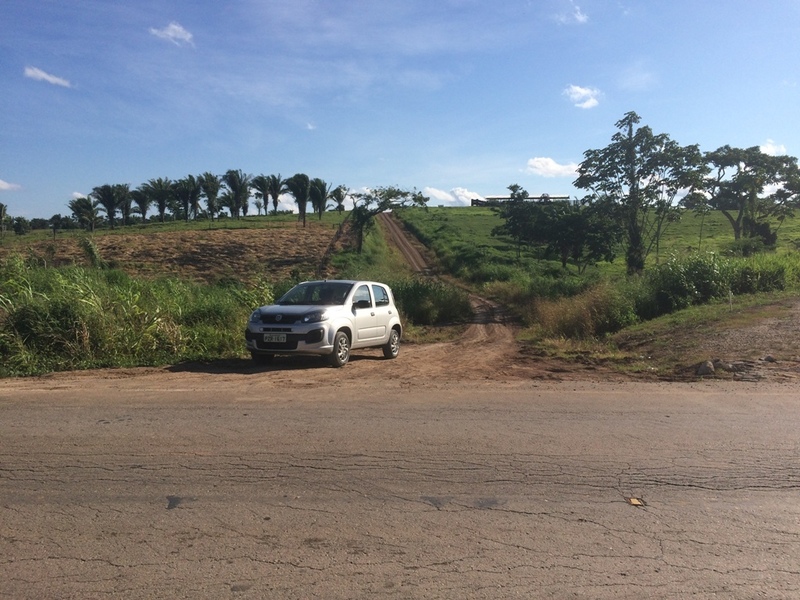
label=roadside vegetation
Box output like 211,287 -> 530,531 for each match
2,111 -> 799,376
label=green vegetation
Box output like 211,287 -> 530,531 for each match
331,219 -> 473,330
397,205 -> 800,341
0,253 -> 273,376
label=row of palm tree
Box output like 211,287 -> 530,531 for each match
67,171 -> 348,231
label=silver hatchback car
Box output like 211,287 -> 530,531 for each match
244,280 -> 402,367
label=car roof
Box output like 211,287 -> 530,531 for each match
298,280 -> 389,286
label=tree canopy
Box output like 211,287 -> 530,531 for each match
575,111 -> 706,274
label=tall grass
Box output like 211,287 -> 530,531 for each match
532,252 -> 800,339
0,254 -> 273,376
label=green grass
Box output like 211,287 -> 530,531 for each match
3,204 -> 799,376
0,254 -> 275,376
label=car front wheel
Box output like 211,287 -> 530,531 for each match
382,329 -> 400,359
328,331 -> 351,367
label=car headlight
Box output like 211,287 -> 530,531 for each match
302,310 -> 329,324
249,310 -> 262,323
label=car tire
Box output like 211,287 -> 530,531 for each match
382,328 -> 400,359
251,352 -> 274,366
328,331 -> 351,367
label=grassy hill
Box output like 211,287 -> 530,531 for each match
1,206 -> 799,377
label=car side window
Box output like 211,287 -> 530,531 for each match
353,285 -> 372,307
372,285 -> 390,307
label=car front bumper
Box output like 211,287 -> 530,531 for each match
245,325 -> 333,355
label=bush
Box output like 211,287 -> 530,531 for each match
644,253 -> 732,314
390,278 -> 472,325
533,280 -> 638,339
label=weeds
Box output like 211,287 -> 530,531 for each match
0,254 -> 260,376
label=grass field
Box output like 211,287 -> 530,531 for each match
2,205 -> 800,376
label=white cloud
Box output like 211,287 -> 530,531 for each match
0,179 -> 22,191
525,157 -> 579,178
422,187 -> 479,207
24,66 -> 72,88
71,192 -> 86,199
760,139 -> 787,156
556,1 -> 589,24
563,84 -> 600,109
149,22 -> 194,46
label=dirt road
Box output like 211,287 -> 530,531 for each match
2,375 -> 799,599
2,213 -> 800,598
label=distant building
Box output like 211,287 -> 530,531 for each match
471,193 -> 570,207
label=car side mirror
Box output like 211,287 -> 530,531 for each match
353,299 -> 371,310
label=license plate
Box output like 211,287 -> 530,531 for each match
264,333 -> 286,343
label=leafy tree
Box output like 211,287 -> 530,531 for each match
309,177 -> 333,220
68,196 -> 100,231
222,169 -> 252,219
48,213 -> 76,232
535,199 -> 621,273
350,186 -> 429,253
90,184 -> 121,229
199,172 -> 222,221
142,177 -> 173,223
574,111 -> 706,274
266,174 -> 286,215
12,216 -> 30,235
492,186 -> 621,271
491,184 -> 532,257
284,173 -> 311,227
695,145 -> 800,244
0,202 -> 7,238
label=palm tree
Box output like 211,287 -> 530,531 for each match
142,177 -> 173,223
309,177 -> 333,220
90,184 -> 119,229
68,196 -> 100,232
115,183 -> 132,226
251,175 -> 271,216
131,186 -> 151,223
266,174 -> 286,215
285,173 -> 311,227
199,172 -> 222,221
222,169 -> 252,219
172,175 -> 202,222
330,185 -> 348,215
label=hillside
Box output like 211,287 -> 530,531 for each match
0,221 -> 344,284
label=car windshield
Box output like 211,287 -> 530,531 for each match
277,282 -> 353,306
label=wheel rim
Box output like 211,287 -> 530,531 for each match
389,331 -> 399,356
336,335 -> 350,362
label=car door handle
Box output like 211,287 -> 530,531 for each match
370,312 -> 375,316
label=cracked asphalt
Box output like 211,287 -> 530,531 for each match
1,374 -> 799,599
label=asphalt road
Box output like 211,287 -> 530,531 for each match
1,375 -> 799,599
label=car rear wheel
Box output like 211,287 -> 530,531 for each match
251,352 -> 274,366
328,331 -> 351,367
382,328 -> 400,359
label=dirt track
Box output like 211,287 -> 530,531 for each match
3,217 -> 800,599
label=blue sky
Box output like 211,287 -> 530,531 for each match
2,0 -> 799,218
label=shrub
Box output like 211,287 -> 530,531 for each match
533,280 -> 638,339
390,278 -> 472,325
